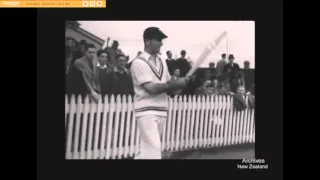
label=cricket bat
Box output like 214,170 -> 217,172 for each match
186,31 -> 228,77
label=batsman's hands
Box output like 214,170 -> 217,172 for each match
168,77 -> 190,90
228,92 -> 234,96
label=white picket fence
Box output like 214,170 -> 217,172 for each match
65,94 -> 255,159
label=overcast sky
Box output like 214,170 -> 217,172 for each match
79,21 -> 255,68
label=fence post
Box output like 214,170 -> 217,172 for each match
123,95 -> 132,158
86,95 -> 97,159
73,95 -> 83,159
111,95 -> 122,159
170,96 -> 177,151
80,96 -> 90,159
105,95 -> 115,159
203,95 -> 210,147
175,96 -> 182,150
250,110 -> 255,143
220,95 -> 227,146
190,96 -> 196,148
207,96 -> 213,147
194,96 -> 201,148
185,95 -> 192,149
243,96 -> 249,143
198,95 -> 205,148
99,95 -> 109,159
215,95 -> 222,146
66,95 -> 76,159
166,97 -> 173,151
223,96 -> 230,146
227,96 -> 233,145
180,95 -> 187,150
93,96 -> 103,159
118,95 -> 127,158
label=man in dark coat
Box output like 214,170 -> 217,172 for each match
216,53 -> 227,78
233,85 -> 247,111
66,43 -> 100,102
175,50 -> 191,77
107,54 -> 134,96
208,62 -> 217,80
96,49 -> 112,98
223,54 -> 240,81
165,50 -> 176,75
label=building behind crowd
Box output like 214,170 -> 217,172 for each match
65,21 -> 104,49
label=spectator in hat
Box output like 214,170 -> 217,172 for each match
209,62 -> 215,69
244,61 -> 250,69
206,62 -> 217,81
216,53 -> 227,77
223,54 -> 240,81
176,50 -> 191,77
106,40 -> 120,68
166,50 -> 176,75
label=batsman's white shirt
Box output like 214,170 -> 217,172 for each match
130,52 -> 171,117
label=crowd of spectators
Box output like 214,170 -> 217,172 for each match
65,37 -> 255,108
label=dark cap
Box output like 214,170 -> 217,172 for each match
143,27 -> 168,41
181,50 -> 186,54
113,40 -> 119,45
228,54 -> 235,59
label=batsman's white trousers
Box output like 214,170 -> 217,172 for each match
134,115 -> 166,159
